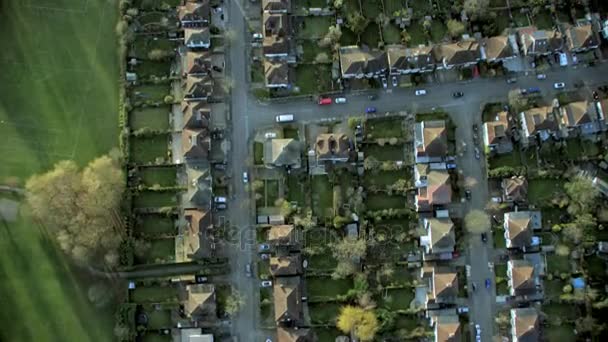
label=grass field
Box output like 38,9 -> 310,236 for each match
139,166 -> 177,187
0,0 -> 119,341
134,214 -> 177,237
130,107 -> 171,131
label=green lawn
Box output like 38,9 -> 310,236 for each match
533,11 -> 555,30
488,151 -> 522,169
138,238 -> 175,264
295,64 -> 333,95
134,60 -> 172,78
361,144 -> 404,161
340,27 -> 359,46
528,179 -> 561,206
130,37 -> 175,60
546,254 -> 571,274
409,0 -> 431,17
140,166 -> 177,187
361,0 -> 382,18
134,214 -> 176,237
361,23 -> 381,48
133,191 -> 178,208
365,117 -> 405,138
147,308 -> 173,329
286,173 -> 307,207
382,23 -> 402,44
0,0 -> 119,340
544,324 -> 576,342
131,286 -> 179,303
132,84 -> 170,103
366,194 -> 408,210
314,327 -> 342,342
307,277 -> 353,298
312,175 -> 334,219
430,20 -> 447,43
363,170 -> 410,187
130,134 -> 169,164
300,40 -> 332,64
142,334 -> 172,342
544,278 -> 566,299
130,107 -> 170,131
299,16 -> 332,39
377,288 -> 414,310
254,142 -> 264,165
307,252 -> 338,271
309,302 -> 341,324
542,303 -> 579,321
265,179 -> 280,207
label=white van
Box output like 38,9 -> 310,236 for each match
214,196 -> 227,203
275,114 -> 294,123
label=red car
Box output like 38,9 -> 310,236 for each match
318,97 -> 332,105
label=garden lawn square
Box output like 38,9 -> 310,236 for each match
299,16 -> 332,40
546,254 -> 570,274
377,287 -> 414,310
130,37 -> 175,59
364,170 -> 409,187
133,0 -> 182,8
130,107 -> 170,131
361,23 -> 381,47
366,116 -> 405,138
135,60 -> 172,78
306,253 -> 338,271
286,174 -> 307,207
135,214 -> 176,237
311,175 -> 334,219
134,191 -> 178,208
488,150 -> 521,169
406,22 -> 427,46
382,23 -> 402,45
340,27 -> 358,46
295,64 -> 333,94
139,238 -> 176,264
300,40 -> 332,64
142,334 -> 171,342
133,84 -> 170,103
361,0 -> 382,19
309,302 -> 340,324
384,0 -> 405,14
528,179 -> 561,206
130,134 -> 169,164
307,276 -> 352,298
361,144 -> 404,161
430,20 -> 447,43
140,167 -> 177,187
254,142 -> 264,165
409,0 -> 432,17
131,286 -> 179,303
544,325 -> 576,342
147,308 -> 173,329
313,327 -> 341,342
533,11 -> 554,30
542,303 -> 578,321
259,302 -> 275,326
543,278 -> 565,299
366,194 -> 408,210
265,179 -> 280,207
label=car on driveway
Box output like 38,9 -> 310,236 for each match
381,78 -> 388,89
318,97 -> 332,105
554,82 -> 565,89
368,94 -> 377,101
245,263 -> 252,277
471,282 -> 477,291
391,76 -> 398,87
261,280 -> 272,287
452,91 -> 464,98
334,97 -> 347,104
475,324 -> 481,336
258,244 -> 270,252
242,171 -> 248,183
415,89 -> 427,96
481,232 -> 488,243
366,107 -> 377,114
474,147 -> 480,160
465,190 -> 472,200
506,77 -> 517,84
485,278 -> 491,289
536,74 -> 547,80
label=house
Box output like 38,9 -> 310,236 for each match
263,12 -> 289,38
420,266 -> 459,307
182,101 -> 211,129
270,255 -> 302,277
183,166 -> 212,208
501,176 -> 528,203
183,51 -> 211,76
179,328 -> 214,342
415,170 -> 452,212
185,284 -> 216,320
339,46 -> 388,79
519,106 -> 559,143
429,313 -> 461,342
386,44 -> 435,74
276,327 -> 315,342
178,0 -> 210,28
183,128 -> 211,160
263,138 -> 302,169
264,60 -> 290,88
483,111 -> 513,154
263,36 -> 290,58
273,276 -> 303,325
185,28 -> 211,49
504,211 -> 541,250
565,24 -> 599,52
268,225 -> 298,246
510,308 -> 539,342
262,0 -> 290,14
432,40 -> 480,69
420,217 -> 455,257
507,259 -> 540,296
517,27 -> 564,56
184,75 -> 214,101
414,120 -> 448,163
480,35 -> 518,62
559,100 -> 600,136
315,133 -> 352,163
177,209 -> 211,262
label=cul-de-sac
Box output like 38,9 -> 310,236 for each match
2,0 -> 608,341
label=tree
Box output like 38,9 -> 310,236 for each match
555,244 -> 570,257
400,29 -> 411,45
346,12 -> 369,35
464,0 -> 490,19
147,49 -> 171,61
314,52 -> 330,63
163,95 -> 174,104
319,25 -> 342,48
464,210 -> 491,234
337,306 -> 379,341
332,0 -> 343,9
251,180 -> 264,192
562,223 -> 583,244
294,210 -> 316,230
447,19 -> 465,38
564,176 -> 598,215
88,283 -> 112,307
364,156 -> 380,170
331,237 -> 367,261
26,156 -> 125,264
225,290 -> 245,316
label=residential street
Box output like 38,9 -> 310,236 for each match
223,2 -> 608,339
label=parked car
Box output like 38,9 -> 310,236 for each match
264,132 -> 277,139
488,262 -> 494,272
506,77 -> 517,84
366,107 -> 377,114
415,89 -> 427,96
471,282 -> 477,291
554,82 -> 566,89
466,265 -> 471,277
213,163 -> 227,171
452,91 -> 464,98
252,33 -> 263,40
536,74 -> 547,80
472,124 -> 478,132
334,97 -> 347,104
465,190 -> 472,200
527,86 -> 541,94
261,280 -> 272,287
368,94 -> 377,101
457,306 -> 469,314
275,114 -> 294,123
481,232 -> 488,243
242,171 -> 248,183
258,244 -> 270,251
485,278 -> 491,289
245,263 -> 252,277
318,97 -> 332,105
474,147 -> 480,160
381,78 -> 388,89
260,253 -> 270,260
391,76 -> 398,87
215,203 -> 227,210
195,275 -> 208,283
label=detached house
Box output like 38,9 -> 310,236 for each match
184,166 -> 212,209
183,128 -> 211,160
263,138 -> 302,169
262,0 -> 290,14
559,100 -> 601,136
507,259 -> 541,296
182,101 -> 211,129
339,46 -> 388,79
270,255 -> 302,277
315,133 -> 352,163
185,284 -> 216,321
501,176 -> 528,204
177,209 -> 211,262
420,217 -> 455,257
420,266 -> 459,307
415,170 -> 452,212
480,36 -> 518,62
184,75 -> 214,101
387,45 -> 435,74
268,225 -> 299,247
504,211 -> 541,251
263,12 -> 289,38
178,0 -> 210,28
517,27 -> 564,56
414,120 -> 448,163
185,28 -> 211,49
433,40 -> 480,70
263,36 -> 290,59
519,106 -> 559,144
565,24 -> 599,52
274,276 -> 303,326
264,60 -> 290,88
429,313 -> 461,342
483,111 -> 513,154
510,308 -> 540,342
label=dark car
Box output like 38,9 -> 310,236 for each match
485,278 -> 491,289
506,77 -> 517,84
465,190 -> 472,200
366,107 -> 377,114
481,232 -> 488,243
452,91 -> 464,98
195,275 -> 208,283
472,282 -> 477,291
212,65 -> 223,72
368,94 -> 377,101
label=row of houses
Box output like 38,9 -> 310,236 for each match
339,24 -> 598,79
483,98 -> 608,154
179,0 -> 212,49
261,0 -> 293,89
